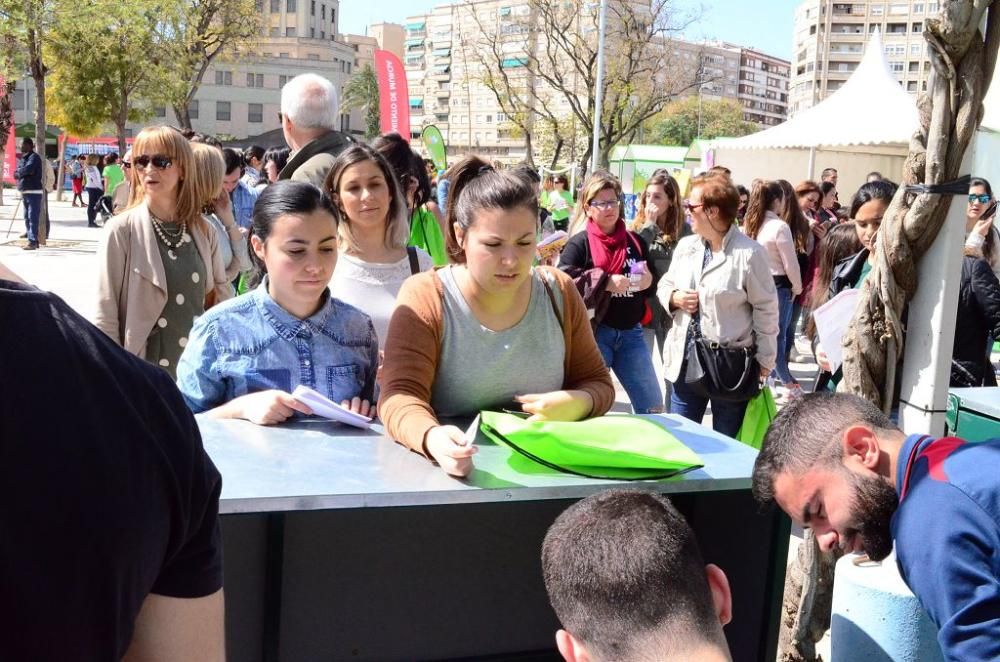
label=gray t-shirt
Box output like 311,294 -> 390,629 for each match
431,266 -> 565,417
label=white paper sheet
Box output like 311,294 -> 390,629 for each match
811,288 -> 860,374
292,385 -> 373,429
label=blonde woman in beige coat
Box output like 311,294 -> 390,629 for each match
95,126 -> 232,377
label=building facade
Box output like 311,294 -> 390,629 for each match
790,0 -> 937,116
13,0 -> 358,144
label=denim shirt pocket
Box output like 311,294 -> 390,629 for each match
326,364 -> 361,402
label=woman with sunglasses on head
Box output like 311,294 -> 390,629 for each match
631,170 -> 689,409
379,156 -> 614,477
325,144 -> 435,349
95,126 -> 232,378
965,177 -> 1000,281
560,171 -> 663,414
658,174 -> 778,437
177,180 -> 377,423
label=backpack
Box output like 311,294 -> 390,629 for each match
42,162 -> 56,193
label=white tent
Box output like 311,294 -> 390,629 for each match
710,29 -> 919,191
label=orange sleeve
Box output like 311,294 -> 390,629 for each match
541,267 -> 616,416
378,271 -> 444,456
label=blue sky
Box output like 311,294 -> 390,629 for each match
339,0 -> 800,60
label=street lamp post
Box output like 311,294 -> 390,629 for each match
590,0 -> 608,174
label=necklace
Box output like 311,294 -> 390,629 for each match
150,212 -> 189,251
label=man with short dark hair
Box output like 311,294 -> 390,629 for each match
14,137 -> 43,250
222,147 -> 259,230
542,490 -> 733,662
753,392 -> 1000,661
0,261 -> 225,660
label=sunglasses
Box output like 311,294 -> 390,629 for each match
683,201 -> 704,212
969,193 -> 991,204
122,162 -> 131,169
588,199 -> 620,210
133,154 -> 173,170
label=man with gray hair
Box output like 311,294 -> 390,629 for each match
278,72 -> 354,187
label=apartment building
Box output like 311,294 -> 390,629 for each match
670,41 -> 791,128
790,0 -> 937,116
12,0 -> 358,142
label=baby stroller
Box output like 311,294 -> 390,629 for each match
96,195 -> 114,225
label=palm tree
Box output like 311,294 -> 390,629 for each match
341,65 -> 380,140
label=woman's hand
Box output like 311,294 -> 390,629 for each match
341,397 -> 375,419
759,365 -> 772,380
515,390 -> 594,422
606,274 -> 631,294
232,390 -> 312,425
671,289 -> 699,314
424,425 -> 477,477
810,221 -> 829,239
973,216 -> 994,238
816,345 -> 832,373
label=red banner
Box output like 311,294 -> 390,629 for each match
2,125 -> 16,185
374,50 -> 410,140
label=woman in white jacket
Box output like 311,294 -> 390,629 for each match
657,173 -> 779,437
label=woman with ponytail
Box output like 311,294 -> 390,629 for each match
176,180 -> 378,424
379,155 -> 614,477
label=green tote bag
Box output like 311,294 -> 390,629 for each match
478,411 -> 704,480
736,387 -> 778,450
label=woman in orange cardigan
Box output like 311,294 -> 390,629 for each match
379,156 -> 615,477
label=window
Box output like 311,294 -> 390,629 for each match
889,61 -> 904,72
910,43 -> 921,55
870,4 -> 883,15
907,81 -> 918,91
269,27 -> 279,36
154,106 -> 166,117
310,0 -> 315,14
279,74 -> 289,87
311,28 -> 315,37
189,100 -> 199,119
248,103 -> 263,123
286,27 -> 296,36
331,7 -> 335,23
214,70 -> 232,85
913,2 -> 924,11
909,61 -> 919,72
270,0 -> 278,11
321,31 -> 325,38
286,0 -> 295,11
912,22 -> 922,32
216,101 -> 231,121
307,53 -> 320,60
280,52 -> 290,58
928,2 -> 939,12
321,4 -> 325,19
246,73 -> 264,87
889,3 -> 907,14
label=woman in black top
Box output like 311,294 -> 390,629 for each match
631,170 -> 690,410
560,171 -> 662,413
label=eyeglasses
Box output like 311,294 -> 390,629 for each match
133,154 -> 173,171
122,162 -> 131,170
683,201 -> 704,212
969,193 -> 991,204
277,112 -> 284,124
588,199 -> 620,210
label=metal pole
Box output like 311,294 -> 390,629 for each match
590,0 -> 608,173
697,87 -> 703,139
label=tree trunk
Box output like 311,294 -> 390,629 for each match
173,103 -> 193,132
56,136 -> 65,202
30,26 -> 48,245
549,137 -> 564,170
523,131 -> 535,167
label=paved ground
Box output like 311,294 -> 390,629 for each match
2,191 -> 826,659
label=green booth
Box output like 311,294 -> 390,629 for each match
608,144 -> 687,194
947,388 -> 1000,441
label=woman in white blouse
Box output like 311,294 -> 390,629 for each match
324,144 -> 433,349
742,179 -> 803,400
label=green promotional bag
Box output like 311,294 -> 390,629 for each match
478,411 -> 704,480
736,387 -> 777,450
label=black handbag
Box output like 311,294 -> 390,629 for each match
684,309 -> 761,402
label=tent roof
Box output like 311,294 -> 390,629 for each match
725,29 -> 918,150
610,144 -> 688,163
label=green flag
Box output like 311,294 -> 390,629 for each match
421,125 -> 447,172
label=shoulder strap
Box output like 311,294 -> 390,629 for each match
407,245 -> 420,275
538,269 -> 565,332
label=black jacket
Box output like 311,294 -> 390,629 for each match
637,221 -> 692,329
829,248 -> 869,299
14,151 -> 43,191
952,256 -> 1000,387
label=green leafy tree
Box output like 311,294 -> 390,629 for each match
45,0 -> 180,154
647,96 -> 758,146
168,0 -> 260,131
341,65 -> 380,140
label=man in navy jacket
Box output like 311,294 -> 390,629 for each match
14,137 -> 43,250
752,392 -> 1000,662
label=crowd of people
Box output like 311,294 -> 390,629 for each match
8,68 -> 1000,660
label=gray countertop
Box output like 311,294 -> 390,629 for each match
200,414 -> 760,514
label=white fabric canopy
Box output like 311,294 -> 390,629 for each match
725,29 -> 919,150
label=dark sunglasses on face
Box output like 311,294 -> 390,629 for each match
133,154 -> 173,170
970,193 -> 991,204
122,162 -> 131,169
683,201 -> 704,212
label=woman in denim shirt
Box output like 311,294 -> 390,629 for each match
177,181 -> 378,424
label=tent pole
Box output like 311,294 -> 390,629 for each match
807,146 -> 816,180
